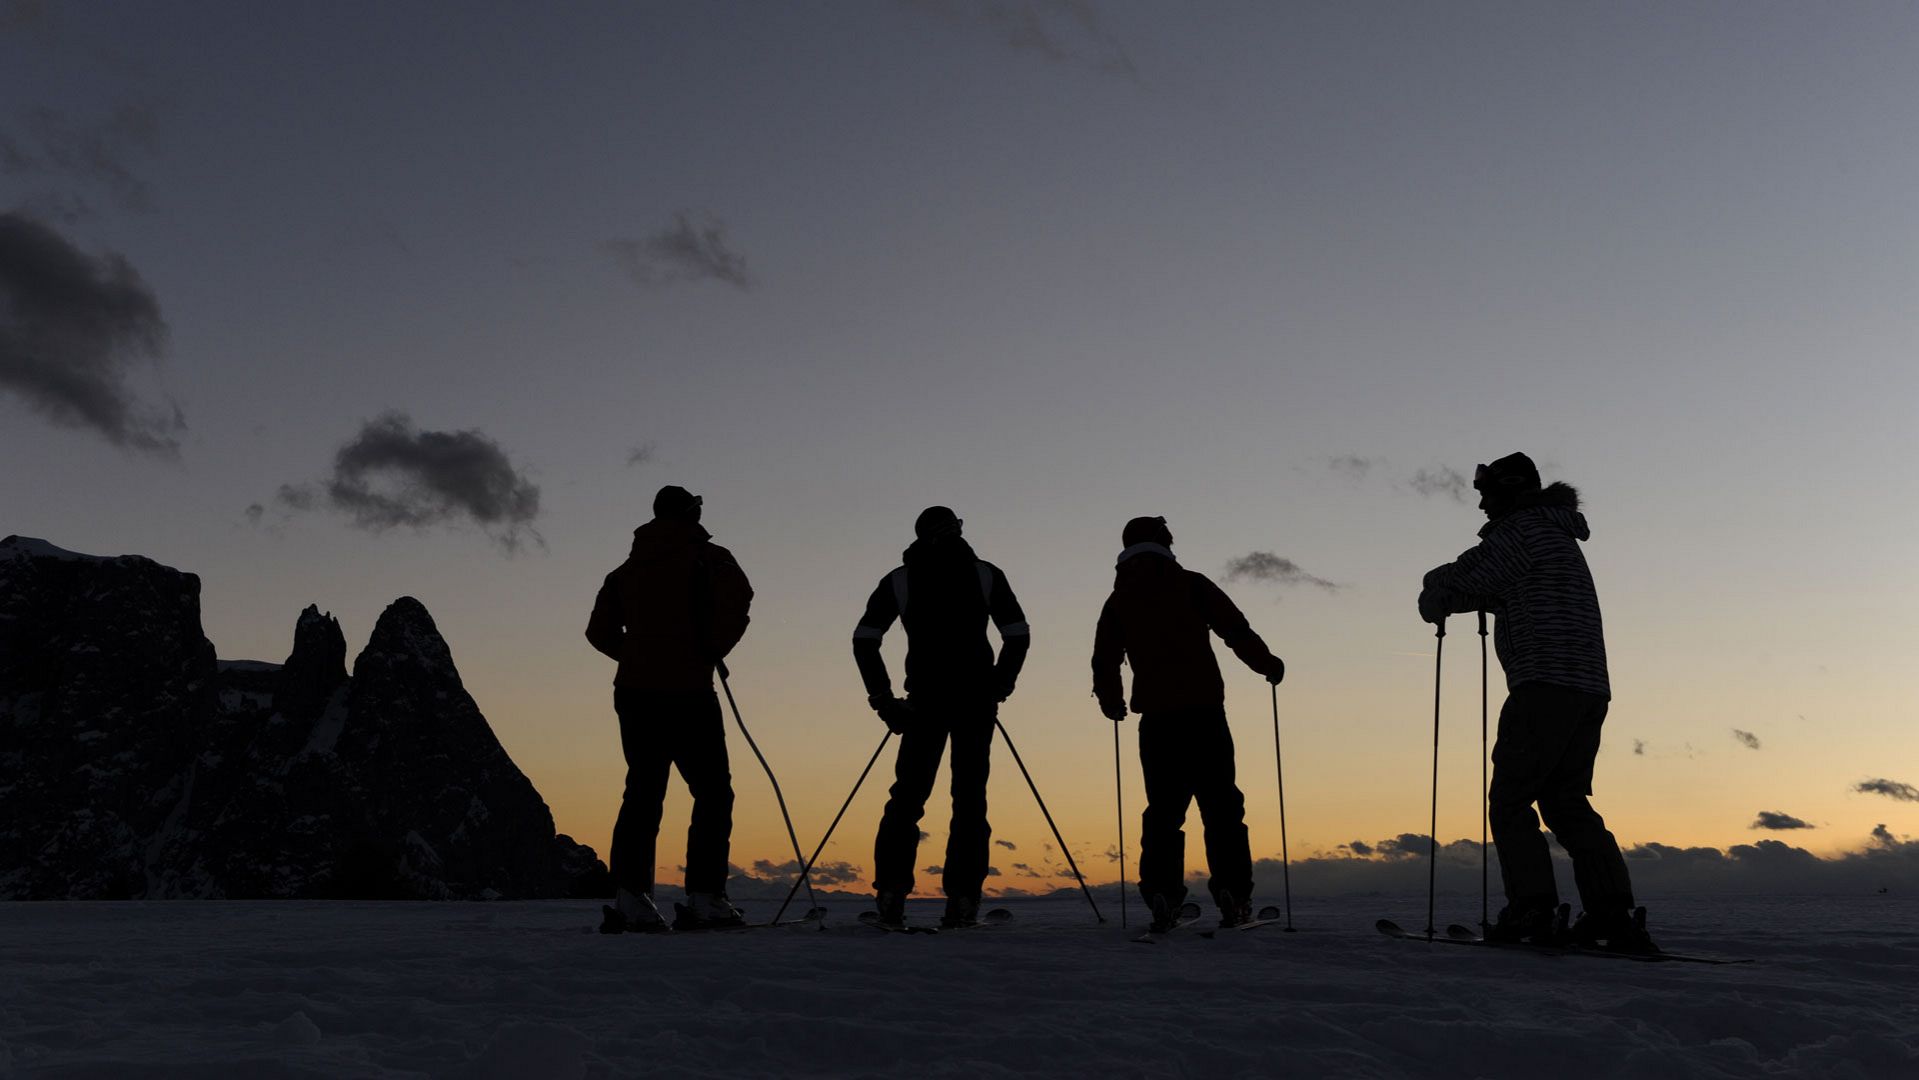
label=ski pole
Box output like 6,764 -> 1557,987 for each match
717,663 -> 820,925
770,729 -> 894,926
1478,610 -> 1489,934
996,718 -> 1105,923
1113,718 -> 1127,929
1426,619 -> 1446,942
1271,682 -> 1295,932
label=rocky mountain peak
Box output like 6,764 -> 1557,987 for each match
278,604 -> 347,722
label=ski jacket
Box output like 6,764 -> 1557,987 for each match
852,536 -> 1029,701
1419,483 -> 1609,698
1091,544 -> 1284,716
586,519 -> 753,691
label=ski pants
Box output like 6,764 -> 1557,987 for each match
1488,682 -> 1635,914
872,697 -> 996,898
1137,706 -> 1252,908
609,686 -> 733,897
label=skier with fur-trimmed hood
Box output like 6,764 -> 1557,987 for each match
587,485 -> 753,933
1091,515 -> 1286,931
1418,452 -> 1653,953
852,506 -> 1030,929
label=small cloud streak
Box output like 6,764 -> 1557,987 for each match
604,211 -> 750,289
0,211 -> 180,456
1327,454 -> 1380,482
278,412 -> 542,553
1856,778 -> 1919,803
625,442 -> 655,467
995,839 -> 1017,851
0,103 -> 160,219
1409,467 -> 1470,502
900,0 -> 1139,81
1751,811 -> 1813,831
1223,551 -> 1340,592
1632,739 -> 1647,756
1732,729 -> 1762,750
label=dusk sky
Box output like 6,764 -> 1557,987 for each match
5,1 -> 1916,894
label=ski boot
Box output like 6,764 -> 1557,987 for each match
873,888 -> 908,929
1485,900 -> 1562,945
1572,905 -> 1659,954
674,892 -> 747,930
601,889 -> 668,934
1144,892 -> 1182,934
1215,892 -> 1253,929
940,893 -> 982,929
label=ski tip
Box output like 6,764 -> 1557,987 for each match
1375,918 -> 1404,935
1257,905 -> 1282,921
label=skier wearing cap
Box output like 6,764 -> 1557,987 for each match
587,485 -> 754,933
852,507 -> 1030,929
1091,516 -> 1286,931
1417,453 -> 1652,952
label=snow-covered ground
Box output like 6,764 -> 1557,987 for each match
2,893 -> 1914,1078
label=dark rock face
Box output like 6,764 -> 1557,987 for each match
0,536 -> 606,900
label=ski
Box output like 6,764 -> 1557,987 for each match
1132,901 -> 1205,944
857,910 -> 940,935
1377,918 -> 1749,965
1198,905 -> 1287,939
939,907 -> 1015,931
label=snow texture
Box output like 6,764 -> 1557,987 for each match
1,893 -> 1913,1077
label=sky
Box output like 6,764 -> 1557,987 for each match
4,1 -> 1917,897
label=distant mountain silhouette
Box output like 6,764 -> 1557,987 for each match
0,536 -> 607,900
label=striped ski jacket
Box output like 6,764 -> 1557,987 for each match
1419,483 -> 1610,698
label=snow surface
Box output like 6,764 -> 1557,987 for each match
0,537 -> 107,563
1,893 -> 1914,1078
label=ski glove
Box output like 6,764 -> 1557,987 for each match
1416,588 -> 1450,626
869,693 -> 916,735
1263,657 -> 1286,685
1099,698 -> 1128,723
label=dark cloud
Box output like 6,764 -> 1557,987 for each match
0,211 -> 179,456
1342,840 -> 1374,857
1855,778 -> 1919,803
918,830 -> 932,842
243,503 -> 264,525
279,412 -> 542,553
1409,466 -> 1470,502
1751,811 -> 1813,831
604,211 -> 750,289
1,104 -> 159,216
984,866 -> 1001,877
1871,824 -> 1898,849
1632,739 -> 1647,756
1732,729 -> 1762,750
995,839 -> 1017,851
901,0 -> 1138,80
625,442 -> 655,467
922,864 -> 943,875
751,858 -> 863,886
1326,454 -> 1380,482
1222,552 -> 1341,592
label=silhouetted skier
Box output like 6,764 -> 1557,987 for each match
853,507 -> 1030,929
1091,516 -> 1285,931
1418,453 -> 1653,952
587,485 -> 754,933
